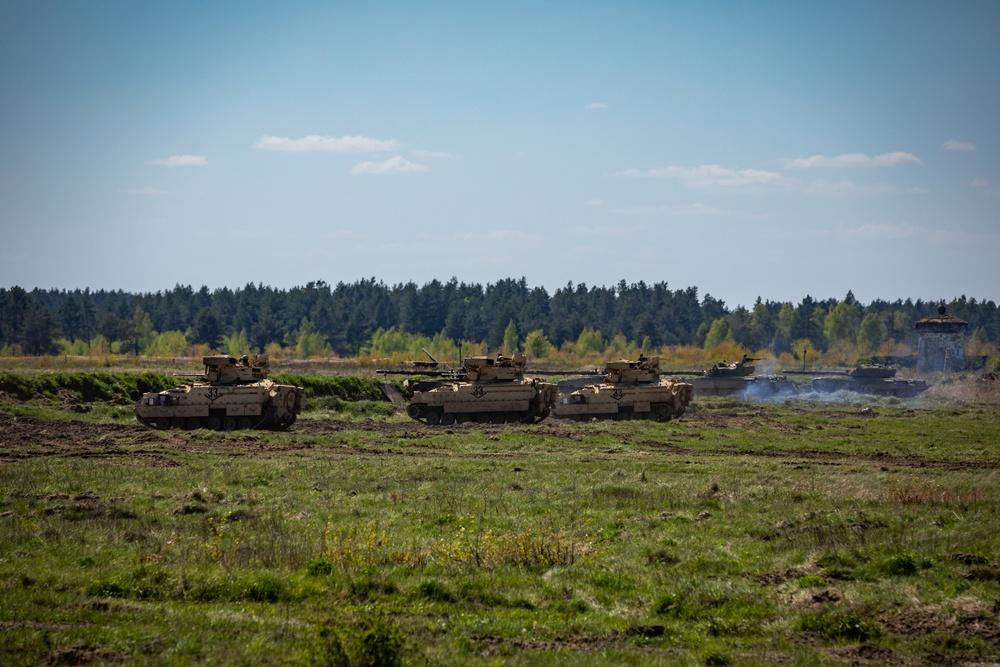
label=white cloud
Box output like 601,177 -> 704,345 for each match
410,150 -> 454,159
147,155 -> 207,167
127,186 -> 165,195
834,223 -> 918,240
944,139 -> 975,152
614,164 -> 787,190
350,155 -> 428,174
586,199 -> 606,207
254,134 -> 400,153
586,102 -> 608,109
970,178 -> 989,188
783,152 -> 922,169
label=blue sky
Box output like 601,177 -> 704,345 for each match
1,1 -> 997,308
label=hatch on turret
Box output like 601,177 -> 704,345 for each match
203,354 -> 271,384
604,355 -> 661,384
463,353 -> 527,382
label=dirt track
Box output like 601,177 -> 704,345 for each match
1,408 -> 996,473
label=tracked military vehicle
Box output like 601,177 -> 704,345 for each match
395,353 -> 558,426
134,354 -> 306,430
687,356 -> 792,397
554,355 -> 693,421
807,364 -> 928,397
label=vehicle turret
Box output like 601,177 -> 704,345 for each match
200,354 -> 271,384
703,356 -> 758,378
462,353 -> 528,382
603,355 -> 663,384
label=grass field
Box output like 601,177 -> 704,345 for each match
1,375 -> 999,665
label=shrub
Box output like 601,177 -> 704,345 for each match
240,572 -> 288,602
306,559 -> 334,576
798,609 -> 881,642
882,554 -> 920,577
357,617 -> 405,667
416,579 -> 454,603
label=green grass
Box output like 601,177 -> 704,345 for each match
1,394 -> 999,664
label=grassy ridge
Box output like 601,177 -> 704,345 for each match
0,371 -> 392,404
0,371 -> 178,403
1,403 -> 999,664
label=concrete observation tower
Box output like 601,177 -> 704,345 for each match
915,305 -> 968,372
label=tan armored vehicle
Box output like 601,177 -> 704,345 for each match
401,353 -> 558,425
554,355 -> 693,421
134,354 -> 306,430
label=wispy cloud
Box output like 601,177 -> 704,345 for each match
586,102 -> 608,109
254,134 -> 400,153
127,186 -> 166,195
411,150 -> 454,159
943,139 -> 975,152
350,155 -> 428,174
783,152 -> 921,169
147,155 -> 207,167
969,178 -> 988,188
614,164 -> 787,190
586,199 -> 606,207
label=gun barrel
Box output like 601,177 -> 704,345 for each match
782,370 -> 850,376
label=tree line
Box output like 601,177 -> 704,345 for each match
1,279 -> 997,360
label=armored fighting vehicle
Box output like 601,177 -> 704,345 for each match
553,355 -> 693,421
399,353 -> 558,425
134,354 -> 306,430
687,356 -> 792,397
808,364 -> 928,397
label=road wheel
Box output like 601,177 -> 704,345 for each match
223,417 -> 237,431
185,418 -> 201,430
475,412 -> 491,424
454,413 -> 469,424
440,413 -> 455,426
407,404 -> 422,419
237,417 -> 252,430
490,413 -> 506,424
506,412 -> 521,424
206,416 -> 222,431
426,411 -> 441,425
155,417 -> 171,430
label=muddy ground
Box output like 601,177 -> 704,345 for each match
1,404 -> 996,474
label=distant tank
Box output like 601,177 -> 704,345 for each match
687,356 -> 792,397
804,365 -> 928,397
134,354 -> 306,430
553,355 -> 693,422
396,353 -> 558,426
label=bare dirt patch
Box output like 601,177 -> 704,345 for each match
2,407 -> 997,472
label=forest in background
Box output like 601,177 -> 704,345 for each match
2,279 -> 998,368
